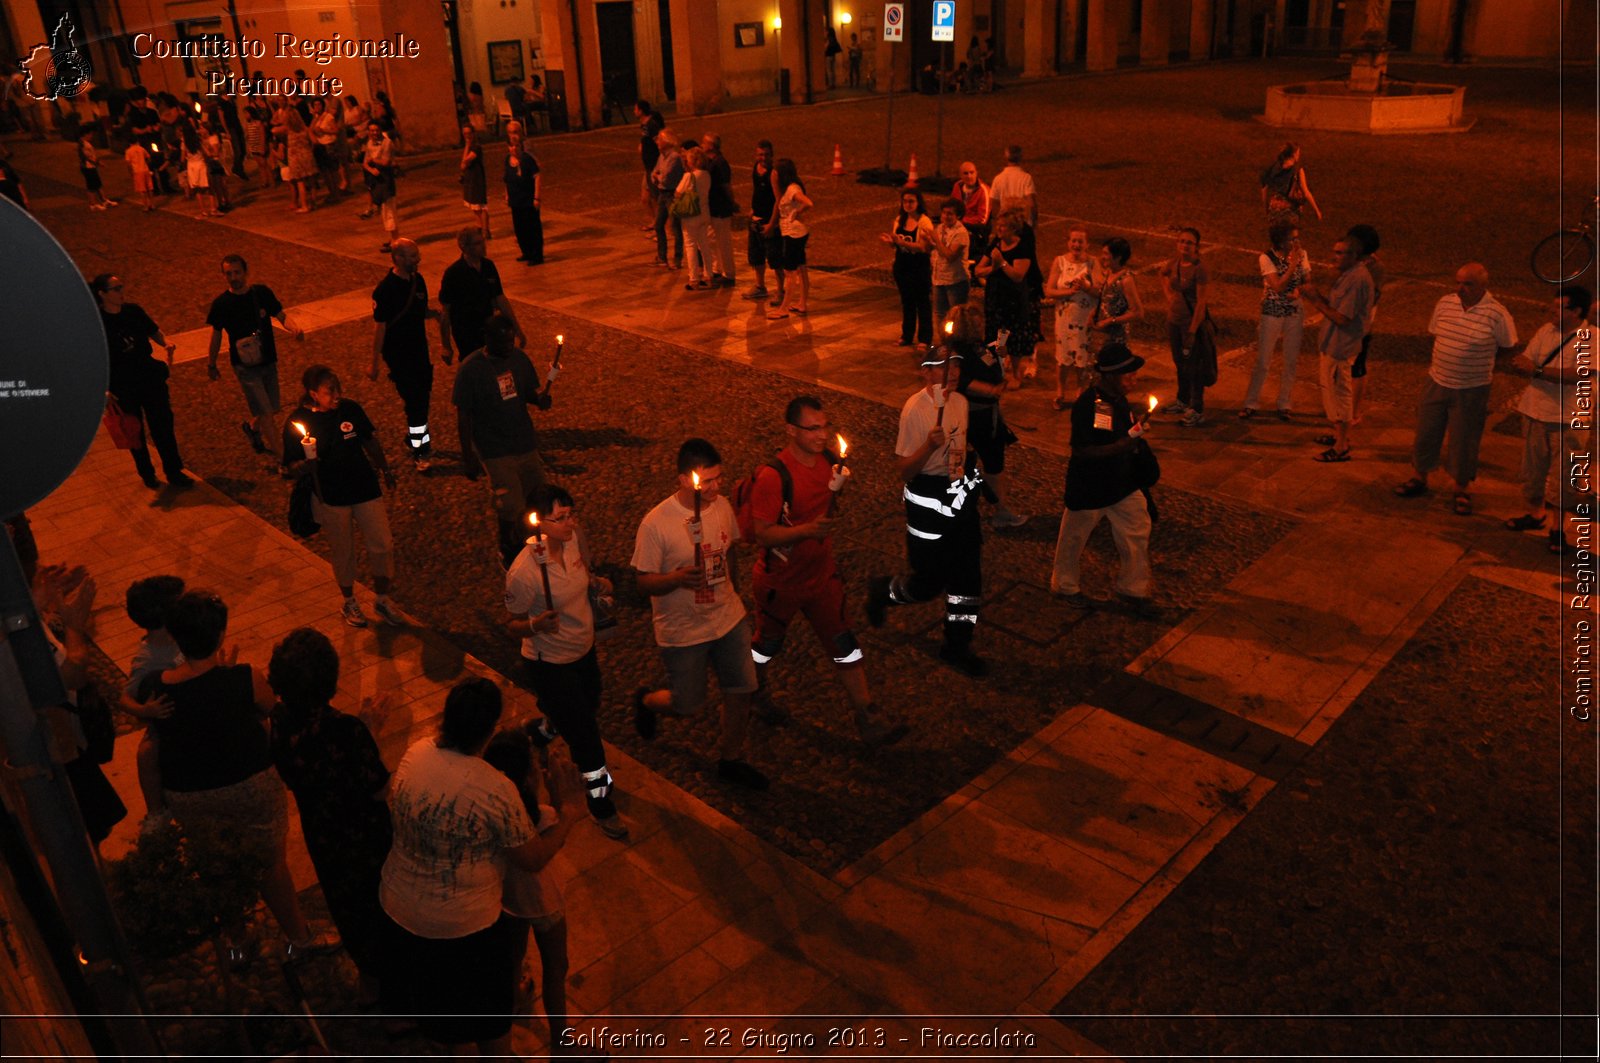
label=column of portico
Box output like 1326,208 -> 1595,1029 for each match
1190,0 -> 1216,60
667,0 -> 724,114
1139,0 -> 1172,65
1022,0 -> 1060,77
365,0 -> 458,149
1085,0 -> 1119,71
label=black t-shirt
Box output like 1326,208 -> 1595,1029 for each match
438,257 -> 504,354
504,151 -> 540,206
126,103 -> 160,136
282,399 -> 382,506
707,154 -> 736,218
750,163 -> 777,223
1065,385 -> 1138,511
451,350 -> 542,459
956,341 -> 1003,410
101,303 -> 166,396
146,664 -> 272,792
371,270 -> 430,365
206,284 -> 284,367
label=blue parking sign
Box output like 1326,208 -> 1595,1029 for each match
932,1 -> 955,42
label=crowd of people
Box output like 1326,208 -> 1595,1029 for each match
4,90 -> 1591,1052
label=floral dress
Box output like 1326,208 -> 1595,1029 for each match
1099,270 -> 1132,349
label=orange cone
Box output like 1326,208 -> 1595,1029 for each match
906,153 -> 919,187
831,144 -> 846,176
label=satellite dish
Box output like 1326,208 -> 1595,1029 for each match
0,197 -> 109,519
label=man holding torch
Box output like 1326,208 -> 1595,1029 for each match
865,348 -> 989,678
631,439 -> 769,790
747,397 -> 907,747
1048,343 -> 1161,617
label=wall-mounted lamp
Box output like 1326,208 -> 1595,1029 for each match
840,12 -> 852,24
772,15 -> 782,30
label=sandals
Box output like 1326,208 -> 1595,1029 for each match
1452,492 -> 1473,516
1315,447 -> 1351,463
1394,478 -> 1428,498
1504,514 -> 1547,532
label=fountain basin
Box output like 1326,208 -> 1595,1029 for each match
1263,81 -> 1472,134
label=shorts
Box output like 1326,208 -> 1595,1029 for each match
132,171 -> 153,194
1319,354 -> 1354,424
748,224 -> 784,269
1352,333 -> 1372,379
658,617 -> 757,713
751,569 -> 860,667
781,234 -> 808,270
81,167 -> 102,192
232,362 -> 282,417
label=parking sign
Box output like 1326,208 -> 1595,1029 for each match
883,2 -> 904,42
932,1 -> 955,42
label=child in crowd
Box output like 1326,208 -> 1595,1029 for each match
118,575 -> 185,833
483,726 -> 576,1054
185,135 -> 216,217
202,122 -> 230,210
123,139 -> 154,211
79,132 -> 116,210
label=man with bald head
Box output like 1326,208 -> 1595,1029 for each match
370,237 -> 440,470
439,226 -> 524,365
1394,262 -> 1518,513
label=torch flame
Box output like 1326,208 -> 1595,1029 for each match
691,470 -> 701,489
556,334 -> 565,345
291,421 -> 309,438
1148,395 -> 1159,413
943,320 -> 954,335
836,434 -> 849,459
528,511 -> 541,528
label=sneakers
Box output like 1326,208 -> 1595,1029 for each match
1054,591 -> 1100,610
372,596 -> 403,625
1178,410 -> 1206,428
593,814 -> 630,841
167,470 -> 194,487
412,453 -> 432,473
938,644 -> 990,678
714,274 -> 736,288
716,758 -> 770,790
865,576 -> 892,628
240,421 -> 267,454
284,931 -> 342,962
742,286 -> 770,301
342,597 -> 369,628
990,510 -> 1029,530
856,705 -> 909,748
632,686 -> 658,740
140,474 -> 161,490
685,280 -> 712,291
1165,400 -> 1191,417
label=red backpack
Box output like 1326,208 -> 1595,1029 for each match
730,456 -> 792,544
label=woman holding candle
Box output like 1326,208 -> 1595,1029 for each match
281,365 -> 401,629
974,209 -> 1043,389
503,483 -> 627,840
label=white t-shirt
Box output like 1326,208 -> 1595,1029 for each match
631,493 -> 745,648
1050,256 -> 1098,321
896,386 -> 969,479
931,221 -> 970,286
1516,321 -> 1586,424
989,165 -> 1036,217
505,538 -> 594,664
778,183 -> 808,238
380,739 -> 537,938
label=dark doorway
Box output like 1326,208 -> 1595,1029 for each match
1388,0 -> 1417,50
657,0 -> 675,102
595,1 -> 638,121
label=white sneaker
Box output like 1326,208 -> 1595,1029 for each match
342,598 -> 369,628
372,597 -> 402,625
991,510 -> 1029,530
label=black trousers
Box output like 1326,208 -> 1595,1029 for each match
114,381 -> 184,481
894,254 -> 933,345
521,650 -> 616,819
386,359 -> 434,456
888,471 -> 983,649
510,203 -> 544,264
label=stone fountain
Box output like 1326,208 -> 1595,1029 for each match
1263,1 -> 1471,134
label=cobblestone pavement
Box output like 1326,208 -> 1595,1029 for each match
6,55 -> 1594,1057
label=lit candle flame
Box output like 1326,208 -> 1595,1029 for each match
943,320 -> 954,335
691,470 -> 701,489
1148,395 -> 1159,413
528,511 -> 541,529
291,421 -> 309,438
836,434 -> 849,459
556,334 -> 565,345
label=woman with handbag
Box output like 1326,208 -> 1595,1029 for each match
1259,142 -> 1322,226
1160,227 -> 1212,427
94,273 -> 191,489
504,128 -> 544,265
674,144 -> 714,289
503,483 -> 627,841
280,365 -> 402,629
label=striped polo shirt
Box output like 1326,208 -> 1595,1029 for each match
1427,291 -> 1518,389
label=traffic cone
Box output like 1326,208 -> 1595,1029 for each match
831,144 -> 846,176
906,153 -> 919,187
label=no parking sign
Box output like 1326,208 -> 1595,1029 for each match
883,2 -> 903,41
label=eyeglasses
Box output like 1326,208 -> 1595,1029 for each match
542,510 -> 576,523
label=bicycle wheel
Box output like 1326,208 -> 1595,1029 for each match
1531,228 -> 1596,284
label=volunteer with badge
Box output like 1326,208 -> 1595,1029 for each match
281,365 -> 402,629
206,253 -> 305,464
